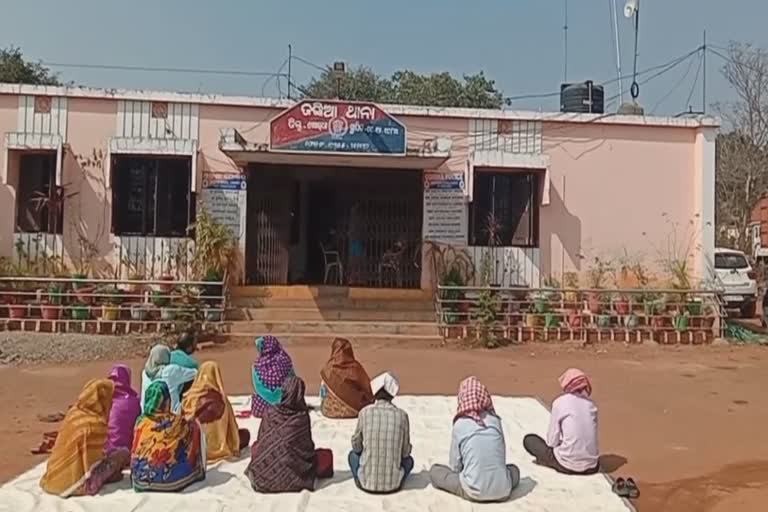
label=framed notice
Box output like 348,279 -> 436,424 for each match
200,175 -> 247,239
422,171 -> 468,244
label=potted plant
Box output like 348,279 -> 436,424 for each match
203,306 -> 223,322
71,303 -> 90,320
544,311 -> 559,328
40,301 -> 60,320
158,273 -> 175,293
160,306 -> 177,321
586,257 -> 613,314
9,302 -> 28,319
151,290 -> 169,308
130,303 -> 150,321
567,310 -> 583,327
41,283 -> 63,321
673,310 -> 690,332
126,271 -> 146,298
101,287 -> 123,321
440,265 -> 467,325
563,272 -> 581,308
596,313 -> 612,328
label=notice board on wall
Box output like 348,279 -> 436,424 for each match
200,175 -> 246,239
422,171 -> 467,244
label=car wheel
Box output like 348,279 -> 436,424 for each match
740,302 -> 757,319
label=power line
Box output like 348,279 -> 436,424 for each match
684,53 -> 704,112
651,50 -> 700,114
504,46 -> 703,104
290,55 -> 329,74
260,59 -> 288,97
42,61 -> 288,78
605,47 -> 702,105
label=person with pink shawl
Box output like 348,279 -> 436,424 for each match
106,365 -> 141,455
523,368 -> 599,475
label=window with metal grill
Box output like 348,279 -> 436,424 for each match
468,171 -> 539,247
111,155 -> 195,237
15,153 -> 62,234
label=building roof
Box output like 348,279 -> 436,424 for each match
0,82 -> 720,129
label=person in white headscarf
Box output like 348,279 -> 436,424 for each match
349,371 -> 413,494
141,345 -> 197,413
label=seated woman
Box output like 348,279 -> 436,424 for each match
142,344 -> 197,413
170,329 -> 200,370
40,379 -> 129,497
245,376 -> 331,493
106,364 -> 141,456
523,368 -> 600,475
430,376 -> 520,502
320,338 -> 373,418
251,335 -> 295,418
131,381 -> 225,492
182,361 -> 250,463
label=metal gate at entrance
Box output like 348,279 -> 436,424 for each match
245,165 -> 423,288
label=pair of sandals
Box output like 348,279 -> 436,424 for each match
612,477 -> 640,499
30,431 -> 58,455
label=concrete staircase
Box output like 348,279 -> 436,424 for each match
225,286 -> 440,344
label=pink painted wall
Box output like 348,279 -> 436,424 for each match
0,94 -> 18,255
61,98 -> 117,274
542,122 -> 701,281
198,103 -> 279,176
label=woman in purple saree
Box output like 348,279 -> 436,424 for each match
106,364 -> 141,454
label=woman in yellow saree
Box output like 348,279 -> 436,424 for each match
40,378 -> 129,497
181,361 -> 250,463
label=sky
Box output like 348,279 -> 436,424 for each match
1,0 -> 766,115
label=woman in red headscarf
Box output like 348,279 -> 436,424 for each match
523,368 -> 600,475
319,338 -> 373,418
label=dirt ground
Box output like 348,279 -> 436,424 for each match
1,340 -> 768,511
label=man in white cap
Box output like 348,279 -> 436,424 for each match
349,371 -> 413,493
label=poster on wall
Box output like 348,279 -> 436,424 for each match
270,100 -> 406,155
423,171 -> 468,244
200,175 -> 246,239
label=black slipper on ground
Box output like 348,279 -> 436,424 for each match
625,478 -> 640,499
612,477 -> 629,498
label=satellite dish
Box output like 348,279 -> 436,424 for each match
624,0 -> 638,17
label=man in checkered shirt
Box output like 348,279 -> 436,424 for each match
349,371 -> 413,493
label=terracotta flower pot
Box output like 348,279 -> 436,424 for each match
587,292 -> 602,314
41,304 -> 60,320
158,275 -> 174,292
615,298 -> 630,315
9,304 -> 28,319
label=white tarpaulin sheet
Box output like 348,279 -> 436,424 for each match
0,396 -> 633,512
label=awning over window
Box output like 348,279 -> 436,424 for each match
468,150 -> 551,206
2,132 -> 63,185
107,137 -> 199,191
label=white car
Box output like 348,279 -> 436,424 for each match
714,247 -> 758,318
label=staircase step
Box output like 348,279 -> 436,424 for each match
226,320 -> 439,336
230,297 -> 434,311
227,307 -> 436,322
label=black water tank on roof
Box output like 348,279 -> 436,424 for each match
560,81 -> 605,114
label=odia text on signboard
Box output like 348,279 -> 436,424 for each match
201,176 -> 246,238
270,100 -> 406,155
423,172 -> 467,244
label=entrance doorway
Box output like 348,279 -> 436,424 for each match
245,164 -> 423,288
